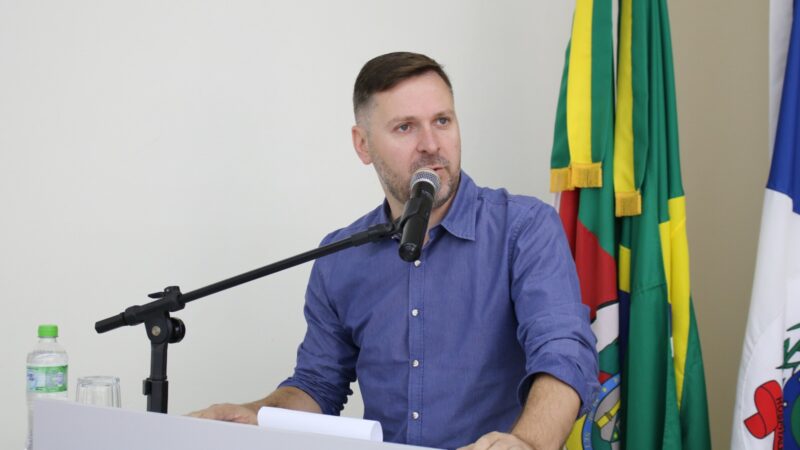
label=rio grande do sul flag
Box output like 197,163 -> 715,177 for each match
559,140 -> 620,449
551,0 -> 619,448
731,1 -> 800,448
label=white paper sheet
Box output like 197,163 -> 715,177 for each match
257,407 -> 383,442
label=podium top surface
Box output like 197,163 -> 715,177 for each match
34,399 -> 441,450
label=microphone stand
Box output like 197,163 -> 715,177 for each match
95,221 -> 399,413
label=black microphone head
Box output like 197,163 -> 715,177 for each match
410,168 -> 441,195
397,169 -> 441,262
399,241 -> 422,262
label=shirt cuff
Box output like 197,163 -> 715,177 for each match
278,378 -> 341,416
516,352 -> 600,417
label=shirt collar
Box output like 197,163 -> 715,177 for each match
378,170 -> 477,242
438,170 -> 477,241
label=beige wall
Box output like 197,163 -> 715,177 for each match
670,2 -> 769,448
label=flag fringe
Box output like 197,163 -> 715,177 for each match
615,191 -> 642,216
571,163 -> 603,188
550,167 -> 574,192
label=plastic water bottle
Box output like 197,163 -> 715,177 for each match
25,324 -> 68,450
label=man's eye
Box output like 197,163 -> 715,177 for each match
437,117 -> 450,125
397,124 -> 411,132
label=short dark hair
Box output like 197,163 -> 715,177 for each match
353,52 -> 452,120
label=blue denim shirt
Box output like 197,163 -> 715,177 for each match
280,172 -> 598,449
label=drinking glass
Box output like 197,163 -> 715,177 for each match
75,376 -> 121,407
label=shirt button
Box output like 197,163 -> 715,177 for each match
414,260 -> 421,267
412,411 -> 420,420
411,308 -> 419,317
412,359 -> 420,368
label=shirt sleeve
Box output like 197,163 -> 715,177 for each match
278,235 -> 358,416
509,203 -> 600,416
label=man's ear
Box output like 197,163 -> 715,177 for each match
352,125 -> 372,165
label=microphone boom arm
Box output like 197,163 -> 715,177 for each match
94,220 -> 399,413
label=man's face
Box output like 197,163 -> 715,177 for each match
352,71 -> 461,210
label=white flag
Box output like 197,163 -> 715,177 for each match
731,1 -> 800,448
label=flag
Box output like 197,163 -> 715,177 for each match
550,0 -> 615,192
731,1 -> 800,448
552,1 -> 621,448
553,0 -> 711,448
613,0 -> 646,216
560,144 -> 622,449
616,0 -> 710,447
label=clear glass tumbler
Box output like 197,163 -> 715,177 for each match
75,376 -> 121,407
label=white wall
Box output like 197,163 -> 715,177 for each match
0,1 -> 572,447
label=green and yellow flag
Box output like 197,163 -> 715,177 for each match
613,0 -> 647,217
617,0 -> 710,447
550,0 -> 615,192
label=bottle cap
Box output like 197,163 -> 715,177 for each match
38,324 -> 59,338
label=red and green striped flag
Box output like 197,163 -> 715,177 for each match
552,0 -> 711,448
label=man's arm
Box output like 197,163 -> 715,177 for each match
188,386 -> 321,424
459,205 -> 597,450
458,374 -> 579,450
512,374 -> 580,448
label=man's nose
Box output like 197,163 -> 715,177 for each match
416,125 -> 440,153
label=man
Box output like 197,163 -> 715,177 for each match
191,52 -> 599,450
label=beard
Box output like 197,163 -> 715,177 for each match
372,154 -> 459,209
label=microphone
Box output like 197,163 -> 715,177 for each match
398,168 -> 440,262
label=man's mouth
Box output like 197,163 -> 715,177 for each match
411,159 -> 448,175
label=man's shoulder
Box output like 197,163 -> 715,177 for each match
473,182 -> 556,221
318,203 -> 386,246
465,179 -> 565,246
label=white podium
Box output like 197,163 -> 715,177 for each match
33,399 -> 440,450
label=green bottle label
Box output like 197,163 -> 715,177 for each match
26,365 -> 68,393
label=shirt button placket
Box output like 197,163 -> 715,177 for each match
407,257 -> 425,443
